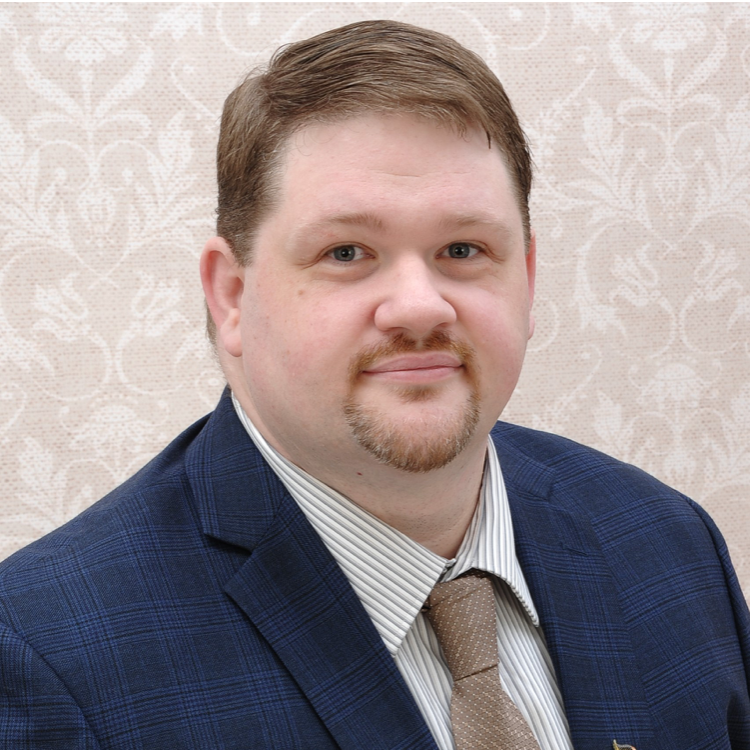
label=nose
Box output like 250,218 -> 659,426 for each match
373,256 -> 457,338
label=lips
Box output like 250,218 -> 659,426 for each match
349,331 -> 474,387
363,352 -> 463,374
361,353 -> 464,385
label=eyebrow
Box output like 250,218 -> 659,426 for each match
299,212 -> 385,236
437,214 -> 516,240
293,211 -> 515,242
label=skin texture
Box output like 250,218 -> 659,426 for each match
201,114 -> 536,557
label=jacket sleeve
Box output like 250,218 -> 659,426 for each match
0,623 -> 101,749
690,500 -> 750,665
689,498 -> 750,747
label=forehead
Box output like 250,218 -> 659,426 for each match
271,113 -> 522,233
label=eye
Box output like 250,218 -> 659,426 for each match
444,242 -> 480,259
329,245 -> 366,262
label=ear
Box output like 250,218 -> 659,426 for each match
526,228 -> 537,340
200,236 -> 244,357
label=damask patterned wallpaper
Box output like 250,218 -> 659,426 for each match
1,4 -> 748,595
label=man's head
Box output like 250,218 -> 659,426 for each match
201,21 -> 535,482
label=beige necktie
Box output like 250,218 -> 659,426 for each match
424,571 -> 541,750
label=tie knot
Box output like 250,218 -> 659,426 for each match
424,571 -> 498,680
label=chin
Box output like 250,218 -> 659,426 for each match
343,391 -> 481,474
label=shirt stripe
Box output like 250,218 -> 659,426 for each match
232,394 -> 573,750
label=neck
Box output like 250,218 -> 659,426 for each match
320,448 -> 487,558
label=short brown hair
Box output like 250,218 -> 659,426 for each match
210,20 -> 532,341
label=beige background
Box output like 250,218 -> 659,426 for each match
1,3 -> 749,595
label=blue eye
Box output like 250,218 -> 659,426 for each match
330,245 -> 363,262
446,243 -> 478,259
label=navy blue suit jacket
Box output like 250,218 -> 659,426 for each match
1,390 -> 749,749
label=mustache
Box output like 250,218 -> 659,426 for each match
349,331 -> 476,380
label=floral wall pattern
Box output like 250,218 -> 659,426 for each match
1,3 -> 748,595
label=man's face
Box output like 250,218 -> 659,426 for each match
232,114 -> 535,477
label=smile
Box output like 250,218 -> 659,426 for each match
362,354 -> 463,384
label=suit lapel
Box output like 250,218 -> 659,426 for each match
187,391 -> 437,750
495,426 -> 657,750
224,502 -> 436,750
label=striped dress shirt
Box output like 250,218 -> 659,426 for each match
232,395 -> 573,750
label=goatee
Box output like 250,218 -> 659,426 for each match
343,331 -> 481,473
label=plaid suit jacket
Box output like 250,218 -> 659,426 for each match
0,389 -> 748,749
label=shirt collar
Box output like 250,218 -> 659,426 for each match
446,444 -> 539,624
232,394 -> 539,656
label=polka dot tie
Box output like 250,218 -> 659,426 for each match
425,571 -> 541,750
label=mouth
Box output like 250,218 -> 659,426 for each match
362,353 -> 463,384
349,330 -> 476,389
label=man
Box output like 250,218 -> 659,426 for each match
0,19 -> 748,750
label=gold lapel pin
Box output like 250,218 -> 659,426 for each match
613,742 -> 636,750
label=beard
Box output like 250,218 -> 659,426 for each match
343,331 -> 481,473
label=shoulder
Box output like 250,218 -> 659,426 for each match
492,419 -> 656,478
490,420 -> 688,505
489,422 -> 743,592
488,420 -> 725,555
0,411 -> 212,623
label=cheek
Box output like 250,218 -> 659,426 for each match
469,299 -> 530,376
245,288 -> 355,386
